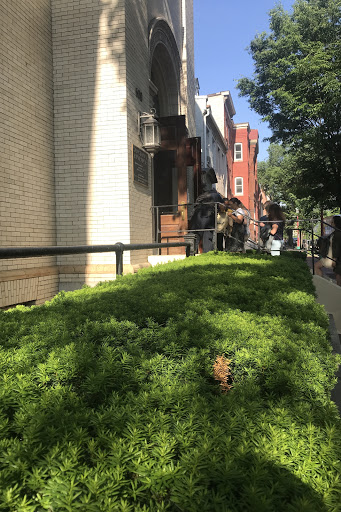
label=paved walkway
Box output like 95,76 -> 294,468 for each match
329,314 -> 341,414
306,254 -> 340,336
305,254 -> 341,414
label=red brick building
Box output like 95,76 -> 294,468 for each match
232,123 -> 262,239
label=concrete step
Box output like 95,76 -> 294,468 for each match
148,254 -> 187,266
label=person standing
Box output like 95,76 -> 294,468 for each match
225,198 -> 247,252
259,201 -> 273,250
216,198 -> 234,251
267,203 -> 285,256
189,189 -> 224,253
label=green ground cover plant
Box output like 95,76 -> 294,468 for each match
0,252 -> 340,511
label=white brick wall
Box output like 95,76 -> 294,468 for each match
1,0 -> 197,297
52,0 -> 131,288
0,0 -> 58,307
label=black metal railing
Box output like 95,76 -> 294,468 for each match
152,202 -> 282,252
151,203 -> 341,278
1,212 -> 338,278
152,202 -> 252,251
0,242 -> 191,276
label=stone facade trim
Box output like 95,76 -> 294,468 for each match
148,17 -> 182,82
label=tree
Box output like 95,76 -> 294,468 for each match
258,143 -> 320,221
237,0 -> 341,209
257,144 -> 290,202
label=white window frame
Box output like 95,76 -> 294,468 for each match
235,177 -> 243,195
234,143 -> 243,161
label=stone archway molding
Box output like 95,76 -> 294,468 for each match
148,17 -> 182,86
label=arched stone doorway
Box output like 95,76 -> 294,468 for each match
148,19 -> 201,252
148,18 -> 181,118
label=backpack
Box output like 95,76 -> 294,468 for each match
216,212 -> 230,233
243,210 -> 250,241
260,219 -> 271,242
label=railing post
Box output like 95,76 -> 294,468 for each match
213,202 -> 217,250
257,219 -> 261,253
156,206 -> 160,254
115,242 -> 124,276
156,206 -> 159,242
185,243 -> 190,258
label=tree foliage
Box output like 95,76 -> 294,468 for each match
238,0 -> 341,209
257,144 -> 291,202
258,144 -> 322,220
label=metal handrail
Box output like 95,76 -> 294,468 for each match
152,203 -> 339,264
0,242 -> 191,276
152,202 -> 268,252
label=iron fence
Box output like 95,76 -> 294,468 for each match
152,202 -> 322,251
1,210 -> 339,279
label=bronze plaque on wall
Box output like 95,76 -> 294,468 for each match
133,145 -> 149,187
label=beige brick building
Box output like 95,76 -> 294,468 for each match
0,0 -> 196,306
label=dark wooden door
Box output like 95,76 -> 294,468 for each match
153,116 -> 202,254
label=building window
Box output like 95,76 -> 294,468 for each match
234,143 -> 242,161
235,177 -> 243,195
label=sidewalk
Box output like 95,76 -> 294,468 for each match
306,254 -> 341,415
306,254 -> 341,335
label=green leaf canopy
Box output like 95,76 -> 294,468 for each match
237,0 -> 341,209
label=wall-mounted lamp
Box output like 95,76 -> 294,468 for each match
138,108 -> 161,157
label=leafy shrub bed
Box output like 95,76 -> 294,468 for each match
0,252 -> 340,511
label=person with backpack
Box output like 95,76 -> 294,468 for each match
259,201 -> 273,251
189,189 -> 224,253
216,198 -> 234,251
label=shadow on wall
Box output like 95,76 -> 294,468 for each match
55,1 -> 147,287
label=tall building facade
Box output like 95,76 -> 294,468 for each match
232,123 -> 261,237
195,95 -> 229,197
0,0 -> 197,308
205,91 -> 236,198
196,91 -> 261,237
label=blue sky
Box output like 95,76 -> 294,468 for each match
193,0 -> 294,162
